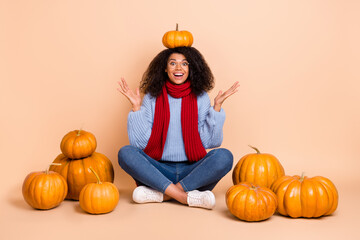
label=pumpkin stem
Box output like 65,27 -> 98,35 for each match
250,184 -> 257,190
46,163 -> 61,174
299,172 -> 306,182
176,23 -> 178,31
77,123 -> 84,136
248,145 -> 261,154
89,167 -> 102,184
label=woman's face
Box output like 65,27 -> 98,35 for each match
165,53 -> 189,85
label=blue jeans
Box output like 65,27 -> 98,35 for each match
118,145 -> 233,193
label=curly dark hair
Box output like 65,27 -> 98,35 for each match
140,47 -> 214,97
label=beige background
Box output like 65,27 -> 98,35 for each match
1,0 -> 359,239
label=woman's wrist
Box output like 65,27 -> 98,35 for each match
213,104 -> 221,112
132,105 -> 141,112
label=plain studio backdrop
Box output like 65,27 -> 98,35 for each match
1,1 -> 359,240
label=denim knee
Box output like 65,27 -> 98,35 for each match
118,145 -> 137,169
214,148 -> 234,173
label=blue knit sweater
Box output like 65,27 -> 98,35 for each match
127,92 -> 226,162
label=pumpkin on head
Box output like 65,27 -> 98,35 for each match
162,24 -> 193,48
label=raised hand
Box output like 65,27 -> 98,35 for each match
117,77 -> 142,112
213,81 -> 240,112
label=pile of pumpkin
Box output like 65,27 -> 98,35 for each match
22,130 -> 119,214
226,146 -> 338,221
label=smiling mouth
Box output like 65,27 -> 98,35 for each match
173,73 -> 184,78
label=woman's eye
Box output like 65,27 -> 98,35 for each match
182,62 -> 189,66
170,62 -> 176,65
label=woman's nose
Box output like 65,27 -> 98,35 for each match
175,63 -> 181,69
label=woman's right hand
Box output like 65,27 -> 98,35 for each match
117,77 -> 142,112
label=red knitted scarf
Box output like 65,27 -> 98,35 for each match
144,81 -> 207,162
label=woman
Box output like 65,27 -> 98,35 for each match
117,46 -> 239,209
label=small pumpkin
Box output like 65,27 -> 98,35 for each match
79,167 -> 119,214
162,23 -> 193,48
270,173 -> 338,218
22,163 -> 68,210
232,145 -> 285,188
226,182 -> 278,221
60,129 -> 97,159
50,152 -> 114,200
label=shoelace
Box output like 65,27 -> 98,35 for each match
144,189 -> 163,201
189,193 -> 208,206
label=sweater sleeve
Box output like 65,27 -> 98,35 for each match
198,93 -> 226,149
127,94 -> 154,149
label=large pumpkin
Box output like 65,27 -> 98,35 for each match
232,146 -> 285,188
60,129 -> 97,159
270,174 -> 338,218
226,182 -> 278,221
50,152 -> 114,200
162,23 -> 193,48
79,167 -> 119,214
22,164 -> 68,210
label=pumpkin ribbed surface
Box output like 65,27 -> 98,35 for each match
22,171 -> 68,209
60,130 -> 97,159
271,174 -> 338,218
49,152 -> 114,200
232,146 -> 285,188
226,182 -> 278,221
79,182 -> 119,214
162,24 -> 193,48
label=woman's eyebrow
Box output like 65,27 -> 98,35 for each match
168,59 -> 188,61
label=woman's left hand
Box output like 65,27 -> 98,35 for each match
213,81 -> 240,112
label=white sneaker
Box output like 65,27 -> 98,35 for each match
187,190 -> 216,209
132,186 -> 164,203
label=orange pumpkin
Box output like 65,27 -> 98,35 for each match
79,167 -> 119,214
232,146 -> 285,188
22,164 -> 68,210
50,152 -> 114,200
270,173 -> 338,218
226,182 -> 278,221
162,23 -> 193,48
60,129 -> 97,159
